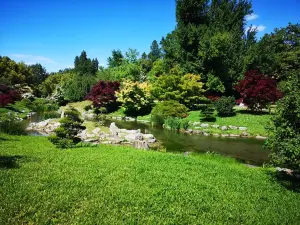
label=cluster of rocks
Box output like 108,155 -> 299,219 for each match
192,122 -> 248,131
78,123 -> 156,150
26,120 -> 156,150
26,119 -> 61,135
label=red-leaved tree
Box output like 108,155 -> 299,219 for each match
0,85 -> 21,107
235,70 -> 282,112
85,81 -> 120,113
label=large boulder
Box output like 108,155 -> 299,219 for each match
124,133 -> 144,142
109,122 -> 119,135
133,140 -> 149,150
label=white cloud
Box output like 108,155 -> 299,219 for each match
245,13 -> 259,21
246,25 -> 266,33
10,54 -> 56,64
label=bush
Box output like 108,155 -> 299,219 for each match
0,112 -> 27,135
86,80 -> 120,113
214,96 -> 236,117
151,101 -> 188,125
164,117 -> 181,131
0,85 -> 21,107
265,75 -> 300,171
117,81 -> 153,118
235,70 -> 282,112
199,104 -> 216,122
49,108 -> 85,148
31,98 -> 59,112
181,119 -> 190,130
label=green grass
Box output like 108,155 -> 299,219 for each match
83,120 -> 109,133
1,134 -> 300,224
60,100 -> 92,114
187,109 -> 271,136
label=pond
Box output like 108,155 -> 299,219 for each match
105,120 -> 269,166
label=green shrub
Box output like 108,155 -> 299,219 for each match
151,101 -> 188,126
84,105 -> 92,111
181,119 -> 190,130
265,75 -> 300,171
0,112 -> 27,135
151,114 -> 165,126
49,108 -> 85,148
214,96 -> 236,117
199,104 -> 216,122
164,117 -> 181,131
31,98 -> 59,112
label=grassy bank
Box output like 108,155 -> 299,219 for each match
1,134 -> 299,224
187,109 -> 271,136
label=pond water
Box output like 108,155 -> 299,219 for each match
105,120 -> 269,166
26,113 -> 269,165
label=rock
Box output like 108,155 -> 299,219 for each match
36,120 -> 50,129
212,124 -> 220,129
86,133 -> 96,138
276,167 -> 293,175
78,130 -> 87,139
84,138 -> 99,143
203,132 -> 210,136
213,133 -> 220,137
125,129 -> 140,134
133,140 -> 149,150
143,134 -> 154,140
185,129 -> 193,134
221,126 -> 228,131
221,134 -> 229,137
109,122 -> 119,135
193,122 -> 201,126
255,135 -> 267,140
124,133 -> 144,142
194,127 -> 201,129
229,134 -> 240,138
241,132 -> 249,137
229,125 -> 238,130
201,123 -> 209,128
147,138 -> 156,143
239,127 -> 247,131
193,130 -> 203,134
92,128 -> 101,135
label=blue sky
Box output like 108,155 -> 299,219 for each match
0,0 -> 299,72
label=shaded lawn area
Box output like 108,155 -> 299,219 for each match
187,109 -> 271,136
1,134 -> 299,224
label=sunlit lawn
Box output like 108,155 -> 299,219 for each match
1,134 -> 299,224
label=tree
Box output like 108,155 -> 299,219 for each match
116,81 -> 153,118
107,50 -> 124,68
235,70 -> 282,112
265,74 -> 300,171
49,108 -> 85,148
125,48 -> 139,63
85,81 -> 120,113
149,40 -> 161,62
28,63 -> 48,84
151,68 -> 205,109
0,85 -> 21,107
74,51 -> 98,75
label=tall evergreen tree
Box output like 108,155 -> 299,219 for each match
149,40 -> 162,62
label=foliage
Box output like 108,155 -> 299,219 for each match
148,40 -> 162,62
116,80 -> 153,118
266,75 -> 300,171
30,98 -> 59,112
199,104 -> 216,122
85,81 -> 120,113
63,73 -> 96,102
235,70 -> 282,112
107,49 -> 124,68
2,134 -> 300,224
181,119 -> 190,130
0,85 -> 21,107
151,71 -> 205,109
74,50 -> 98,75
164,117 -> 181,131
0,56 -> 32,85
49,108 -> 85,148
0,112 -> 27,135
214,96 -> 236,117
151,100 -> 188,125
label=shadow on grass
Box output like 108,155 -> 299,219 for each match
0,137 -> 20,142
268,171 -> 300,193
237,110 -> 271,115
0,155 -> 23,169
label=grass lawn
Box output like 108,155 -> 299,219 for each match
187,109 -> 271,136
1,134 -> 300,224
60,100 -> 92,114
